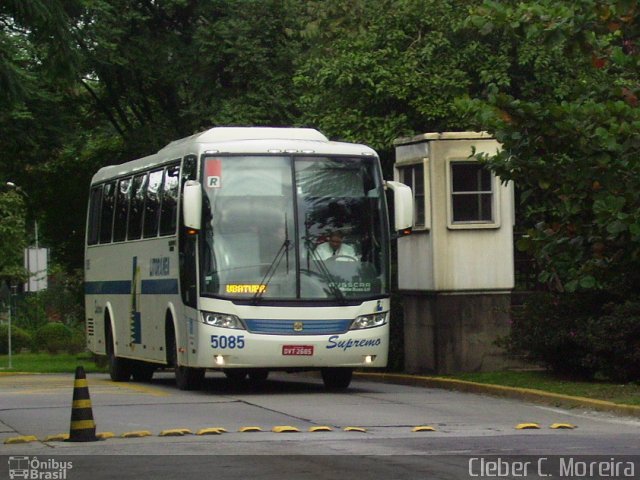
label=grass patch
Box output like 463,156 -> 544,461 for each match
446,370 -> 640,406
0,352 -> 107,374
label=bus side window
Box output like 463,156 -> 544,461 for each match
143,169 -> 164,238
128,173 -> 147,240
160,164 -> 180,236
87,185 -> 103,246
99,181 -> 116,244
113,177 -> 131,242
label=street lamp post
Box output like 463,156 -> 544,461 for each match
7,286 -> 15,369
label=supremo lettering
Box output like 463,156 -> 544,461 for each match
326,336 -> 381,351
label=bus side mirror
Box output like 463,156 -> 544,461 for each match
386,181 -> 414,235
183,180 -> 202,231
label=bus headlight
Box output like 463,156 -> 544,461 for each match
202,312 -> 245,330
350,312 -> 387,330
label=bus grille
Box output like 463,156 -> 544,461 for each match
244,319 -> 351,335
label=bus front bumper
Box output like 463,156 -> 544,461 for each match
189,326 -> 389,369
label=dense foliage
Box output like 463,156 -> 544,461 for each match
1,0 -> 304,267
33,321 -> 84,354
504,293 -> 640,381
0,191 -> 27,283
1,0 -> 639,377
459,0 -> 640,295
0,324 -> 32,355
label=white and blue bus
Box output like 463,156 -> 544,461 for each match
85,127 -> 413,390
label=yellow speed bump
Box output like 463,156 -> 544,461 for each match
121,430 -> 152,438
44,433 -> 69,442
96,432 -> 115,440
344,427 -> 367,433
239,426 -> 263,433
4,435 -> 38,444
550,423 -> 576,429
272,426 -> 301,433
159,428 -> 193,437
197,427 -> 227,435
412,426 -> 436,432
309,426 -> 333,432
515,423 -> 541,430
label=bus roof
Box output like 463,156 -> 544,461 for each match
91,127 -> 377,184
162,126 -> 329,149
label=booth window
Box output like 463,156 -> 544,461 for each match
399,163 -> 425,228
450,161 -> 494,224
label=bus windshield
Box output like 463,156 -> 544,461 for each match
200,155 -> 389,301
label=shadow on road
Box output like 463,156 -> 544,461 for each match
145,371 -> 370,396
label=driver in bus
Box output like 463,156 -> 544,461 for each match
315,230 -> 357,260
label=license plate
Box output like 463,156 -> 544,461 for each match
282,345 -> 314,356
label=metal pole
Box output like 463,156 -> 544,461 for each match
8,286 -> 14,369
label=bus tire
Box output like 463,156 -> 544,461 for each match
175,364 -> 205,391
131,361 -> 155,382
106,323 -> 131,382
321,367 -> 352,390
167,328 -> 204,391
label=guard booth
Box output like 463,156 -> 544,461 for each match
394,132 -> 516,374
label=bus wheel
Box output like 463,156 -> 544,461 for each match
175,365 -> 205,391
321,368 -> 352,390
131,362 -> 155,382
106,326 -> 131,382
168,337 -> 203,391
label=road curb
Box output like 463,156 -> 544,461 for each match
356,372 -> 640,418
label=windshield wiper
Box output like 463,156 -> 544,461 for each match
251,215 -> 291,304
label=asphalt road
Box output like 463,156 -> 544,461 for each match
1,371 -> 639,479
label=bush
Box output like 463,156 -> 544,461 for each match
33,322 -> 73,354
67,328 -> 87,355
12,293 -> 48,332
501,293 -> 640,382
0,324 -> 32,354
500,292 -> 609,379
586,301 -> 640,382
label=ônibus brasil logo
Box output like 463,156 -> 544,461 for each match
8,456 -> 73,480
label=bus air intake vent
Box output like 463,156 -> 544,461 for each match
244,319 -> 351,335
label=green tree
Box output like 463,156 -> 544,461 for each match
459,0 -> 640,294
0,0 -> 89,267
0,190 -> 27,284
1,0 -> 305,269
293,0 -> 485,161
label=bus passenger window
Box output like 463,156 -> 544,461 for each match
144,169 -> 164,238
160,165 -> 180,236
99,181 -> 116,244
113,177 -> 131,242
128,173 -> 147,240
87,185 -> 103,246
